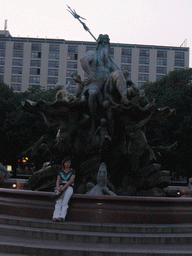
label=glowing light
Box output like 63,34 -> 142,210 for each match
12,184 -> 17,188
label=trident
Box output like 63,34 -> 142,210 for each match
67,5 -> 97,41
67,5 -> 120,70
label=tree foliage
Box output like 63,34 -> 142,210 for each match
144,68 -> 192,178
0,82 -> 57,167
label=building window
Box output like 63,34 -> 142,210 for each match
122,48 -> 132,56
86,46 -> 96,51
29,76 -> 40,83
11,84 -> 21,91
49,44 -> 60,52
31,44 -> 41,62
138,74 -> 149,81
67,52 -> 78,60
0,42 -> 6,49
68,45 -> 78,53
0,50 -> 5,57
0,58 -> 5,65
49,52 -> 59,59
47,77 -> 58,84
157,58 -> 167,66
12,59 -> 23,66
0,67 -> 4,73
139,57 -> 149,64
48,60 -> 59,68
175,52 -> 184,59
66,70 -> 77,77
174,51 -> 185,67
174,59 -> 185,67
13,51 -> 23,58
67,61 -> 78,69
30,68 -> 40,75
121,56 -> 132,63
30,60 -> 41,67
11,75 -> 22,83
121,64 -> 131,72
140,49 -> 149,57
14,43 -> 24,50
12,67 -> 22,74
49,44 -> 60,60
31,52 -> 41,58
13,43 -> 24,59
156,75 -> 165,80
156,67 -> 167,74
157,50 -> 167,58
0,75 -> 4,81
67,46 -> 78,73
31,43 -> 42,51
48,69 -> 58,76
139,65 -> 149,73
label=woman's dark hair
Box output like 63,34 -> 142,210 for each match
62,157 -> 71,167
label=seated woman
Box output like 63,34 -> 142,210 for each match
52,157 -> 76,222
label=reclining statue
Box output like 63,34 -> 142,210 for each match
87,162 -> 116,196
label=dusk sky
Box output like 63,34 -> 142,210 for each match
1,0 -> 192,66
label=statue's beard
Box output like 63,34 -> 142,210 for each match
97,43 -> 110,66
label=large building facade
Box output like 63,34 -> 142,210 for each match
0,31 -> 189,92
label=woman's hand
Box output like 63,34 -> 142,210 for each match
57,187 -> 62,192
60,186 -> 66,192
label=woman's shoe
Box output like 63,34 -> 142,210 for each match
58,218 -> 63,222
52,218 -> 58,222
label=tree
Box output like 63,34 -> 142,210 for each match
0,82 -> 57,171
143,68 -> 192,179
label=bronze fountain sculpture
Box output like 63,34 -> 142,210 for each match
22,8 -> 175,196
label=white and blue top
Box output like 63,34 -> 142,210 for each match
58,169 -> 76,187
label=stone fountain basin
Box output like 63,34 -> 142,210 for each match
1,187 -> 192,223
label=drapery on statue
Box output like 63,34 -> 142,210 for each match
22,33 -> 176,196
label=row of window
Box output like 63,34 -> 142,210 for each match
138,67 -> 167,82
0,41 -> 187,89
0,42 -> 186,59
0,60 -> 185,77
0,50 -> 186,67
121,49 -> 184,59
11,75 -> 59,85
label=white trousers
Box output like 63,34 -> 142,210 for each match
53,186 -> 73,220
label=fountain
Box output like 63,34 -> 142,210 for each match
1,8 -> 192,223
